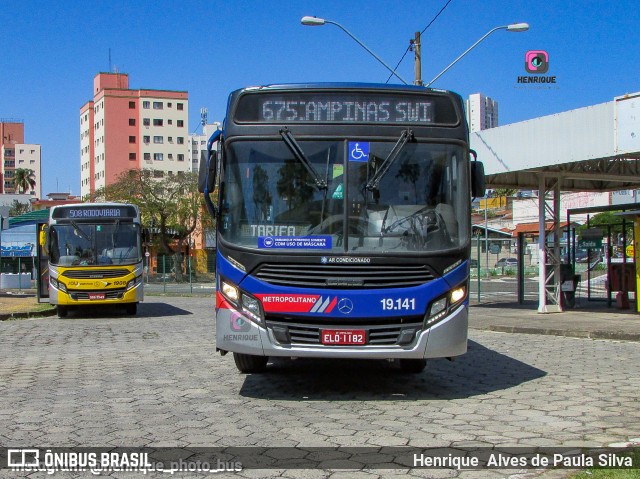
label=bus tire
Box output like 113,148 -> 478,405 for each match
126,303 -> 137,315
399,358 -> 427,373
233,353 -> 268,373
57,306 -> 68,318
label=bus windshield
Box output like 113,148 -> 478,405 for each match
49,222 -> 141,266
220,139 -> 469,253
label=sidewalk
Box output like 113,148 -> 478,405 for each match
470,300 -> 640,341
3,289 -> 640,342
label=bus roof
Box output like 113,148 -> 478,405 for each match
233,82 -> 458,96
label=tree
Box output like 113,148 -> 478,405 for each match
14,168 -> 36,194
8,199 -> 31,217
94,169 -> 212,282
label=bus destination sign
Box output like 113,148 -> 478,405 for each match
235,92 -> 458,125
52,205 -> 138,220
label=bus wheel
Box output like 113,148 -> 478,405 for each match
57,306 -> 68,318
233,353 -> 268,373
125,303 -> 137,315
398,358 -> 427,373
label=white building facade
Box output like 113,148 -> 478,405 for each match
465,93 -> 498,132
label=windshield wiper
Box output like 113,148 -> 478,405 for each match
365,129 -> 413,191
70,220 -> 91,242
382,206 -> 432,234
280,127 -> 328,190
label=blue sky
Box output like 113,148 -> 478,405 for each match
1,0 -> 639,196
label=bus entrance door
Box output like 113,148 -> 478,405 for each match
36,222 -> 50,303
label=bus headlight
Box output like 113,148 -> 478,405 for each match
426,296 -> 448,326
425,284 -> 467,327
220,280 -> 240,303
450,286 -> 466,305
50,277 -> 67,292
220,278 -> 264,325
241,293 -> 264,324
126,276 -> 141,291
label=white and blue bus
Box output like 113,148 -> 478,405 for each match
200,83 -> 485,373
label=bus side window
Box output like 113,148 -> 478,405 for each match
49,227 -> 59,264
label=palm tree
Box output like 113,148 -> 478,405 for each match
14,168 -> 36,194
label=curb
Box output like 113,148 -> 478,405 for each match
0,308 -> 57,321
484,325 -> 640,342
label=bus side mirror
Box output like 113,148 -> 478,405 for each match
469,150 -> 487,198
198,149 -> 217,193
198,129 -> 222,194
470,160 -> 486,198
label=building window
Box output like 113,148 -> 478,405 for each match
153,170 -> 164,178
143,118 -> 150,126
153,119 -> 163,126
153,136 -> 163,144
153,101 -> 163,109
154,153 -> 164,161
177,103 -> 184,110
143,101 -> 150,109
178,154 -> 184,162
177,137 -> 184,144
177,120 -> 184,127
129,118 -> 136,126
143,136 -> 150,144
144,153 -> 151,160
168,102 -> 172,108
168,119 -> 173,125
168,154 -> 173,160
129,136 -> 136,144
129,153 -> 136,160
129,101 -> 135,109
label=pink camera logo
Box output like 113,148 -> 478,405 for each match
230,311 -> 251,332
525,50 -> 549,73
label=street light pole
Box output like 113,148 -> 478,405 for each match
301,16 -> 409,85
425,22 -> 529,88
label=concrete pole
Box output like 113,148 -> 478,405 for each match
538,176 -> 547,312
414,32 -> 423,86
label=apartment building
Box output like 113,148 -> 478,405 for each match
465,93 -> 499,132
0,120 -> 42,197
188,122 -> 221,173
80,72 -> 189,198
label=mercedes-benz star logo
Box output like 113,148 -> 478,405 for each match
337,298 -> 354,315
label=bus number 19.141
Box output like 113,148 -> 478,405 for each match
381,298 -> 416,311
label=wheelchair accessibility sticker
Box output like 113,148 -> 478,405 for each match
348,141 -> 369,162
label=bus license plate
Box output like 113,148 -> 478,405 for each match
88,293 -> 106,300
321,329 -> 366,345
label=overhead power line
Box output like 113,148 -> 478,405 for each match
385,0 -> 454,83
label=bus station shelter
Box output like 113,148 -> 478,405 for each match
471,92 -> 640,312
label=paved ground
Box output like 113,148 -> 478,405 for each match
1,296 -> 639,478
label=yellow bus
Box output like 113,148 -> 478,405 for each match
40,203 -> 144,317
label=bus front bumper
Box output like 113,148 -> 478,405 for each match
50,283 -> 143,305
216,305 -> 468,359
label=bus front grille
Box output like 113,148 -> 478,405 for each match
254,263 -> 435,289
265,316 -> 424,346
70,290 -> 125,300
63,269 -> 130,279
